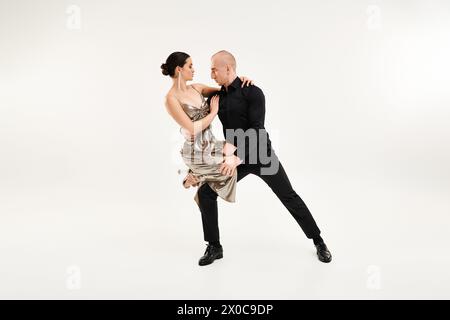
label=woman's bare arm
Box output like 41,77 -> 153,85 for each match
192,83 -> 219,98
192,77 -> 254,98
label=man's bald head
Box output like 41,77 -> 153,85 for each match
212,50 -> 236,71
210,50 -> 237,86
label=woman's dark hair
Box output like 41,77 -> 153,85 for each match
161,52 -> 190,77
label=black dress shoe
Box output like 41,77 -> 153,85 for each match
315,242 -> 332,263
198,244 -> 223,266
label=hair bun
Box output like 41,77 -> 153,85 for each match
161,63 -> 169,76
161,52 -> 190,77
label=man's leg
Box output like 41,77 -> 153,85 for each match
197,164 -> 255,242
197,183 -> 219,243
196,165 -> 255,266
256,160 -> 321,239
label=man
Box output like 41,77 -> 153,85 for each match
185,50 -> 332,266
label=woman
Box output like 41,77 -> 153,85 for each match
162,51 -> 253,205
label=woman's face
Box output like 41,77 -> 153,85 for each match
177,57 -> 195,81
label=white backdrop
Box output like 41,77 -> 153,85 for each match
1,0 -> 450,299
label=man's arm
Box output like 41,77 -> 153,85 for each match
240,86 -> 268,163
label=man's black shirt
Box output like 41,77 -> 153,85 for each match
207,77 -> 272,165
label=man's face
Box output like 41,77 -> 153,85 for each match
210,57 -> 228,86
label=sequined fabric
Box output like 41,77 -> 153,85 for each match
178,89 -> 237,205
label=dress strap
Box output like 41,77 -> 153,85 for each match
190,85 -> 203,98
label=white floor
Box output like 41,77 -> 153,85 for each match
2,0 -> 450,299
1,169 -> 449,300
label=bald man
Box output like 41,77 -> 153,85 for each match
189,50 -> 332,266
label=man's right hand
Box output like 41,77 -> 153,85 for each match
219,155 -> 242,177
222,142 -> 237,156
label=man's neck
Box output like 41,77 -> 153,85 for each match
224,74 -> 238,91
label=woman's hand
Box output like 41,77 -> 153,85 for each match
209,95 -> 219,115
180,127 -> 195,141
239,76 -> 255,87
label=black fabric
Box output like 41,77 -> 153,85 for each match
200,78 -> 322,243
313,235 -> 324,245
207,77 -> 271,165
198,160 -> 321,242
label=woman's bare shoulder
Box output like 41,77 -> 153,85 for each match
165,89 -> 177,101
164,92 -> 179,108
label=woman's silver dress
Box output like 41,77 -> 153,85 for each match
178,87 -> 237,206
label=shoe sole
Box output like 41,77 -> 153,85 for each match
318,255 -> 332,263
199,253 -> 223,266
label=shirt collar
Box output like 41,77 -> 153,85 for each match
221,76 -> 241,92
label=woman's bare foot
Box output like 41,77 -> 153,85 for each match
183,173 -> 200,188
